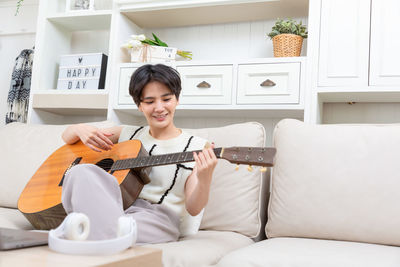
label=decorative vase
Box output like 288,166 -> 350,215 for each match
272,34 -> 303,57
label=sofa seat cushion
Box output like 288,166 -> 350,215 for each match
214,237 -> 400,267
146,230 -> 254,267
0,207 -> 33,230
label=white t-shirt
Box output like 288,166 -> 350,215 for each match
118,126 -> 208,236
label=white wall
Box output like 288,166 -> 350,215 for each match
146,17 -> 308,61
0,0 -> 38,126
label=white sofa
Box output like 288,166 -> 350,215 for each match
0,121 -> 268,267
3,119 -> 400,267
215,119 -> 400,267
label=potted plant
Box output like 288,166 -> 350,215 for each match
267,18 -> 308,57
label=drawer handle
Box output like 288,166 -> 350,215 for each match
260,79 -> 276,87
197,81 -> 211,88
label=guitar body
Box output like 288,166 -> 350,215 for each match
18,140 -> 151,230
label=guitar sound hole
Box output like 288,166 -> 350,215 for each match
95,158 -> 114,172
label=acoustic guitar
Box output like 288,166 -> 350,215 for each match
18,140 -> 276,230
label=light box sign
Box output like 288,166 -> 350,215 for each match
56,53 -> 107,90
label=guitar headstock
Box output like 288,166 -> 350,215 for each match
219,147 -> 276,167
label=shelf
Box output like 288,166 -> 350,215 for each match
122,56 -> 306,65
0,31 -> 36,36
113,105 -> 304,118
47,10 -> 112,31
318,91 -> 400,103
32,90 -> 109,111
32,108 -> 108,116
118,0 -> 309,28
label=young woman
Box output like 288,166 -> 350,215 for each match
61,64 -> 217,244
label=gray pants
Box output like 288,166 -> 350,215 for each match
62,164 -> 180,244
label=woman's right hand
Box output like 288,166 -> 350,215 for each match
69,124 -> 114,152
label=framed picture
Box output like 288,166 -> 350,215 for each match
66,0 -> 95,12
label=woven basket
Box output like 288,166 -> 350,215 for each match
272,34 -> 303,57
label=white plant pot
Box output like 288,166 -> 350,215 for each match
130,45 -> 177,63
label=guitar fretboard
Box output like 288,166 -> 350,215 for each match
110,147 -> 223,171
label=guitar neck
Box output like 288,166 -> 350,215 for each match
110,148 -> 223,171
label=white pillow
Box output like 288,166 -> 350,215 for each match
186,122 -> 267,238
267,119 -> 400,246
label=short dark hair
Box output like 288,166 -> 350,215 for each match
129,64 -> 182,107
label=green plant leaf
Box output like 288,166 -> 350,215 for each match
142,39 -> 159,46
15,0 -> 24,16
152,33 -> 168,47
177,50 -> 192,60
152,33 -> 161,43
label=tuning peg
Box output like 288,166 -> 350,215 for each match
260,167 -> 267,173
235,164 -> 239,171
247,165 -> 253,172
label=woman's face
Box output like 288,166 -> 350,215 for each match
138,81 -> 179,131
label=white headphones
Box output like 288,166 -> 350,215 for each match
48,213 -> 137,255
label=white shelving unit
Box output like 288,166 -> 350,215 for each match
27,0 -> 309,142
306,0 -> 400,124
28,0 -> 113,124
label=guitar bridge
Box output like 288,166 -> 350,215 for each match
58,157 -> 82,186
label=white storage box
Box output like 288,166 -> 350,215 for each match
56,53 -> 108,90
131,45 -> 177,63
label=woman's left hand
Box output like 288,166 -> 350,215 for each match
193,143 -> 218,183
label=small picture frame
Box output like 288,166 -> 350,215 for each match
66,0 -> 95,12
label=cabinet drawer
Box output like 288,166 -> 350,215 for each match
177,65 -> 233,104
237,63 -> 300,104
118,67 -> 138,105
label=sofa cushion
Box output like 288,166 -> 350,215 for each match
0,207 -> 32,230
0,121 -> 114,209
146,230 -> 254,267
185,122 -> 267,238
214,237 -> 400,267
266,119 -> 400,246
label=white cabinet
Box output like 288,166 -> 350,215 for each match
115,58 -> 306,119
306,0 -> 400,124
118,63 -> 234,106
317,0 -> 370,87
369,0 -> 400,86
318,0 -> 400,88
237,62 -> 300,104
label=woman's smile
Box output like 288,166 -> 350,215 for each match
153,113 -> 168,121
